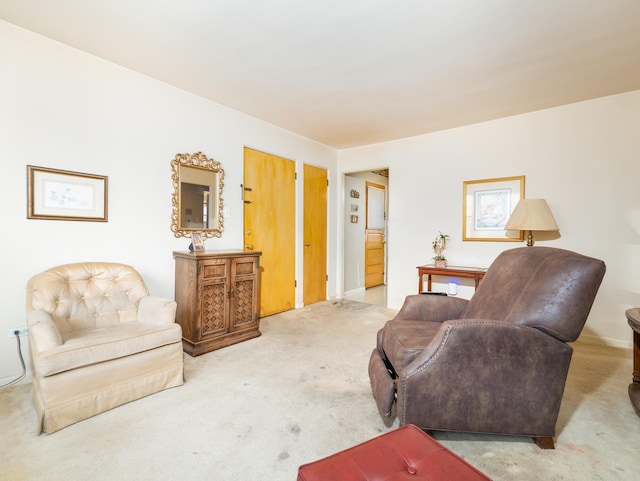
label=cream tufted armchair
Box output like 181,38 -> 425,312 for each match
26,262 -> 184,434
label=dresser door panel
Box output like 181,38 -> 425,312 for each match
230,257 -> 259,332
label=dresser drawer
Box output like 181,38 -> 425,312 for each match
201,260 -> 228,279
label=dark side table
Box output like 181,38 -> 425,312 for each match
627,308 -> 640,416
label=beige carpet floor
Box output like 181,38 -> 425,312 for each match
1,299 -> 639,480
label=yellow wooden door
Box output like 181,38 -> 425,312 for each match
243,147 -> 296,317
303,164 -> 327,305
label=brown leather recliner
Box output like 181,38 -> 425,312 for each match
369,247 -> 606,448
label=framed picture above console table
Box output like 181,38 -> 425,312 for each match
417,264 -> 487,293
173,250 -> 261,356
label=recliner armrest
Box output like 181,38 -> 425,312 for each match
394,294 -> 468,323
137,295 -> 177,325
402,318 -> 515,378
397,318 -> 572,436
27,310 -> 63,352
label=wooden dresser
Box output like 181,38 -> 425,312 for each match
173,250 -> 261,356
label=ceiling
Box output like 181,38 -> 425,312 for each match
2,0 -> 640,149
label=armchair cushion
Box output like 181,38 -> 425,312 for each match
379,295 -> 469,371
30,320 -> 182,377
378,320 -> 443,372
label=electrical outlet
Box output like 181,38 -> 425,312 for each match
7,326 -> 28,338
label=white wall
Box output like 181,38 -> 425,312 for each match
0,21 -> 338,383
343,175 -> 367,294
338,90 -> 640,348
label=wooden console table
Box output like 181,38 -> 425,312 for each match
417,264 -> 487,293
627,308 -> 640,416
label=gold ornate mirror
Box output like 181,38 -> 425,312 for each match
170,152 -> 224,238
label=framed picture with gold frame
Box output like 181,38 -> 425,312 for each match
462,175 -> 525,242
27,165 -> 108,222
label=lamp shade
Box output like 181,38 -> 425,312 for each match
505,199 -> 559,231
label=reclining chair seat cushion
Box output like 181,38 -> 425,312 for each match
34,321 -> 182,377
379,320 -> 444,373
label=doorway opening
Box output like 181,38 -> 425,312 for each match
343,169 -> 389,307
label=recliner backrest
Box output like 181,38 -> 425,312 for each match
27,262 -> 149,334
460,247 -> 605,342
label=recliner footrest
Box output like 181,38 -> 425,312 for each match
368,349 -> 396,424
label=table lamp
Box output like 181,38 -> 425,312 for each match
505,199 -> 559,246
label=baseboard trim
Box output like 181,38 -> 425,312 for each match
344,287 -> 366,298
577,333 -> 631,350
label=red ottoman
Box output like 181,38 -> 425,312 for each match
297,424 -> 491,481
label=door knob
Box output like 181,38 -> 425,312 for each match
246,244 -> 254,250
304,242 -> 310,247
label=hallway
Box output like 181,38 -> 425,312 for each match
345,285 -> 387,307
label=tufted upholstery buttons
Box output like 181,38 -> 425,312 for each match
407,466 -> 417,475
28,262 -> 151,332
